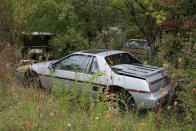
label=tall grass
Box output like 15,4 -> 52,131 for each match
0,79 -> 194,130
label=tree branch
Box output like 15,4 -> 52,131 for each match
134,0 -> 148,12
125,0 -> 147,36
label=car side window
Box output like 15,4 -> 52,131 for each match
105,53 -> 142,66
55,55 -> 91,72
90,57 -> 100,74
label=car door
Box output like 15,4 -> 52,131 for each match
51,54 -> 92,91
78,56 -> 106,98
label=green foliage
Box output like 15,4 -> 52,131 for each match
121,23 -> 141,40
72,0 -> 118,40
13,0 -> 75,33
94,27 -> 125,49
159,33 -> 184,64
50,30 -> 90,58
152,30 -> 196,123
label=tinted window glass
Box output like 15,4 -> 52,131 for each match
55,55 -> 91,72
105,53 -> 142,66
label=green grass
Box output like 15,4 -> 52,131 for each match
0,76 -> 194,131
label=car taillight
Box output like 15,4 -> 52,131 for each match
128,89 -> 149,94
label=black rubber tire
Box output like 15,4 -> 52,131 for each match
24,71 -> 41,88
101,88 -> 137,112
114,90 -> 137,112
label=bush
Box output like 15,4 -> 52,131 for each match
152,31 -> 196,123
49,30 -> 90,59
93,27 -> 125,50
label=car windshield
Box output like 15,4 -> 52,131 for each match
124,40 -> 149,50
105,53 -> 142,66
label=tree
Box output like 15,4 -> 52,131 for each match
111,0 -> 168,55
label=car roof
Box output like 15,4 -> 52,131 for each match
128,39 -> 147,42
75,49 -> 127,57
82,49 -> 109,54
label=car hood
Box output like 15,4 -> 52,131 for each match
111,64 -> 164,82
32,60 -> 56,67
16,60 -> 57,73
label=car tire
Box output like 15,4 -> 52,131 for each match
114,90 -> 137,112
24,71 -> 41,89
101,88 -> 137,112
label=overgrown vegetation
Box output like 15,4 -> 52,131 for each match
50,29 -> 90,58
1,81 -> 193,130
0,0 -> 195,130
0,46 -> 194,130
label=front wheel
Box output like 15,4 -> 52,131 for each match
24,71 -> 41,88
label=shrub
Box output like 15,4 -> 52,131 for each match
153,31 -> 196,122
93,27 -> 125,50
49,30 -> 90,59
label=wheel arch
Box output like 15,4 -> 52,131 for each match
24,68 -> 38,77
101,85 -> 136,102
23,68 -> 42,88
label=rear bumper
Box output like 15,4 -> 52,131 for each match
130,81 -> 177,109
130,91 -> 158,109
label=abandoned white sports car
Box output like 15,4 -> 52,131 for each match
16,49 -> 177,109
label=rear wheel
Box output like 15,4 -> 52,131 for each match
24,71 -> 41,88
114,90 -> 136,112
101,87 -> 137,112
